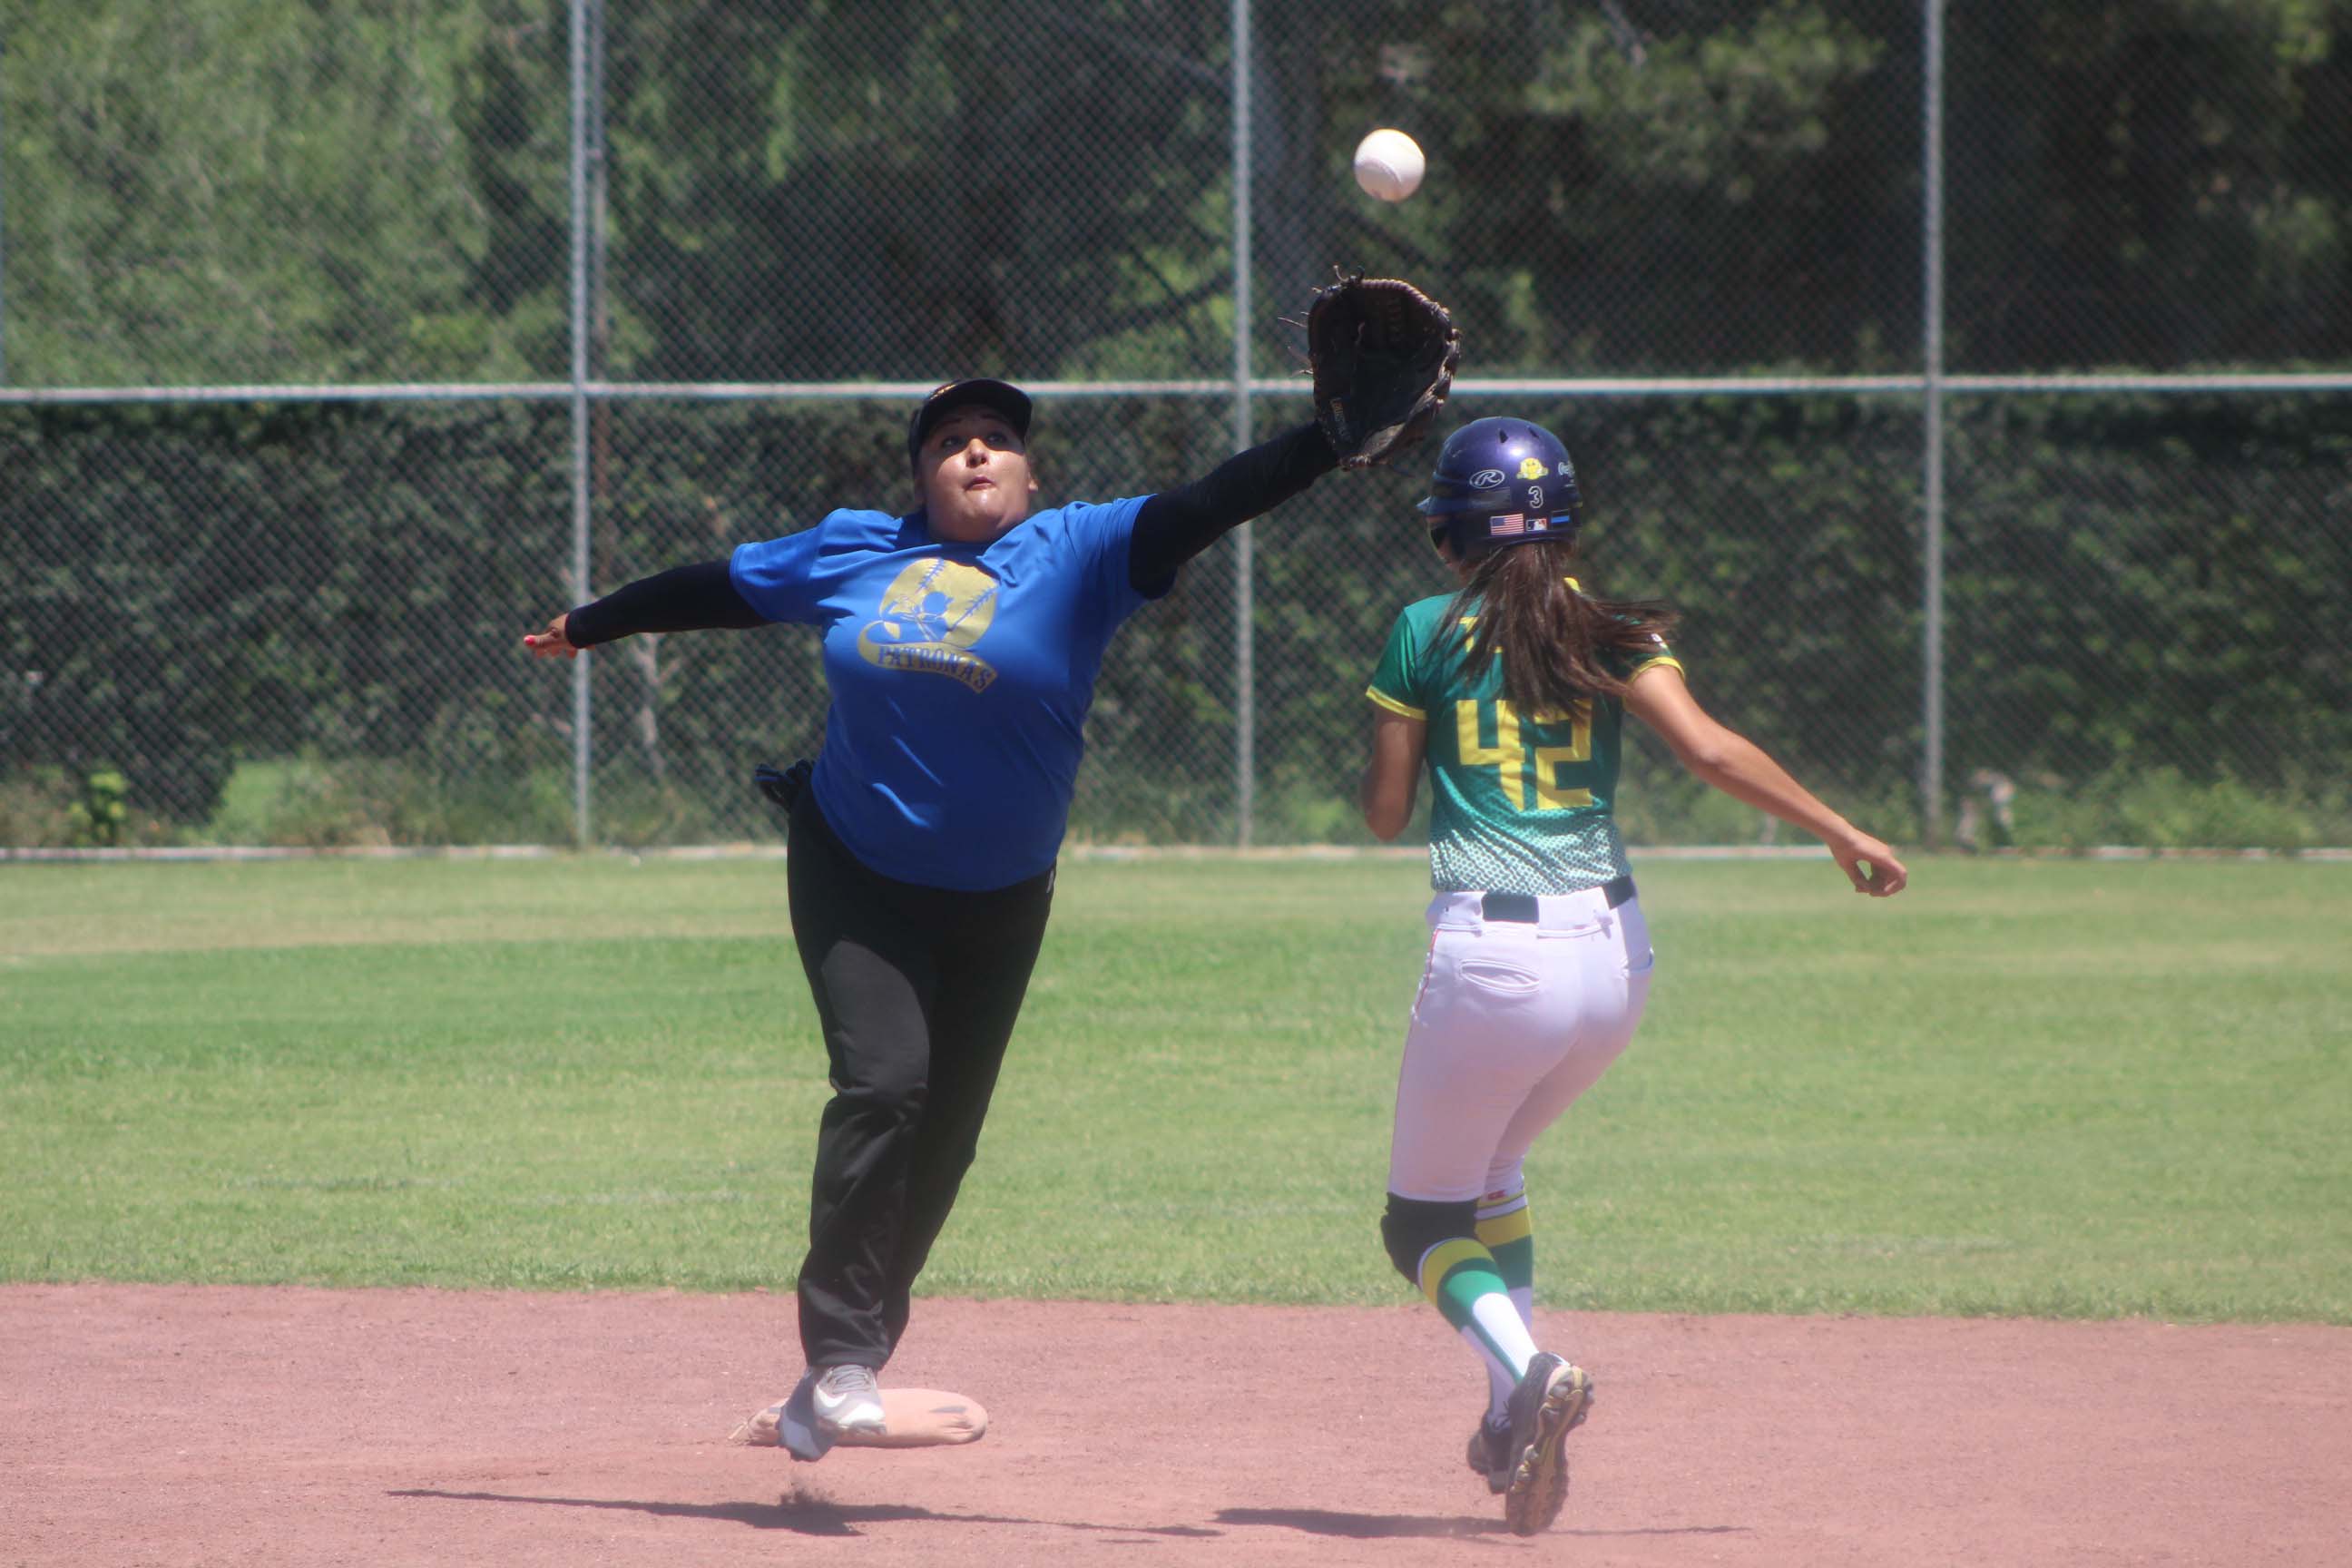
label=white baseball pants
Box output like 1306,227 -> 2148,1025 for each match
1387,887 -> 1655,1202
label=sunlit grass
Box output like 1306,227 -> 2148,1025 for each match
4,855 -> 2346,1321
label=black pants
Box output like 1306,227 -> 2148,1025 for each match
784,789 -> 1055,1368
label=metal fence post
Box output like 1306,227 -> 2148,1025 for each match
568,0 -> 593,848
1230,0 -> 1256,848
1920,0 -> 1947,845
1,33 -> 10,385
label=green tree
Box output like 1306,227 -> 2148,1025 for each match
1,0 -> 563,384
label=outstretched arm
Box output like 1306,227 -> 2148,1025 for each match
1126,422 -> 1338,593
1125,273 -> 1455,592
1624,665 -> 1908,897
522,558 -> 764,658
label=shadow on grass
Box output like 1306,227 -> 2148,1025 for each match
388,1487 -> 1220,1540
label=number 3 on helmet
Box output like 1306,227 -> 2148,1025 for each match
1416,417 -> 1583,559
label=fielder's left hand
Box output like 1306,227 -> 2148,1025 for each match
1308,272 -> 1461,470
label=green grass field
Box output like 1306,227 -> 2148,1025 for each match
3,855 -> 2346,1322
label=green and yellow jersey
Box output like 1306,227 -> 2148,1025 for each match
1366,583 -> 1682,896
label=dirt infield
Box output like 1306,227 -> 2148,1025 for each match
5,1287 -> 2345,1566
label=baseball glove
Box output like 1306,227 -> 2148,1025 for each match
1308,272 -> 1462,470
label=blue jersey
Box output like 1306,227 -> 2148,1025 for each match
730,498 -> 1153,891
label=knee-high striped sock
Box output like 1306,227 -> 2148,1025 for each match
1475,1184 -> 1535,1419
1416,1238 -> 1538,1398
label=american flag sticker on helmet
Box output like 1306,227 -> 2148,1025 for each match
1488,513 -> 1524,535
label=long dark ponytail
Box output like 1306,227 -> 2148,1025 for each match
1438,537 -> 1679,717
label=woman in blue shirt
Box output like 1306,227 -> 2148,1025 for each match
524,375 -> 1392,1459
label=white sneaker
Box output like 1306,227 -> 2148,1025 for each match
810,1363 -> 887,1436
775,1370 -> 830,1463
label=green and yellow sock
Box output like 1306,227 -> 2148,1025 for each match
1475,1185 -> 1536,1417
1417,1238 -> 1538,1395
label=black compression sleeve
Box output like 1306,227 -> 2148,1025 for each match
1129,421 -> 1338,593
563,558 -> 764,647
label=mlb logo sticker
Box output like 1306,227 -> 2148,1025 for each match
1528,514 -> 1550,532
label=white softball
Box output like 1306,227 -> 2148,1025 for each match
1353,128 -> 1426,203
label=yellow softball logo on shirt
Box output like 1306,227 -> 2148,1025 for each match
1517,456 -> 1547,481
859,558 -> 1000,692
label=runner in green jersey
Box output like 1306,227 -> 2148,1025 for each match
1357,417 -> 1907,1535
1366,583 -> 1681,896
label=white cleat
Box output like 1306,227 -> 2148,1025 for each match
774,1369 -> 832,1463
810,1363 -> 887,1437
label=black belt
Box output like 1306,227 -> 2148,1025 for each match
1481,877 -> 1634,923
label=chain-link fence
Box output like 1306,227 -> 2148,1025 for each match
5,1 -> 2349,853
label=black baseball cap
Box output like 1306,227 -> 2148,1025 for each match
906,378 -> 1033,475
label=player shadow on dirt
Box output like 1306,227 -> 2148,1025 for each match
1217,1506 -> 1749,1541
388,1488 -> 1220,1541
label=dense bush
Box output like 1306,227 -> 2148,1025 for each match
8,2 -> 2348,849
6,395 -> 2344,849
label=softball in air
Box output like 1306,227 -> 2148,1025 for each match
1353,129 -> 1426,202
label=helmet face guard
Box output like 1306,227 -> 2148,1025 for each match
1418,416 -> 1583,558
